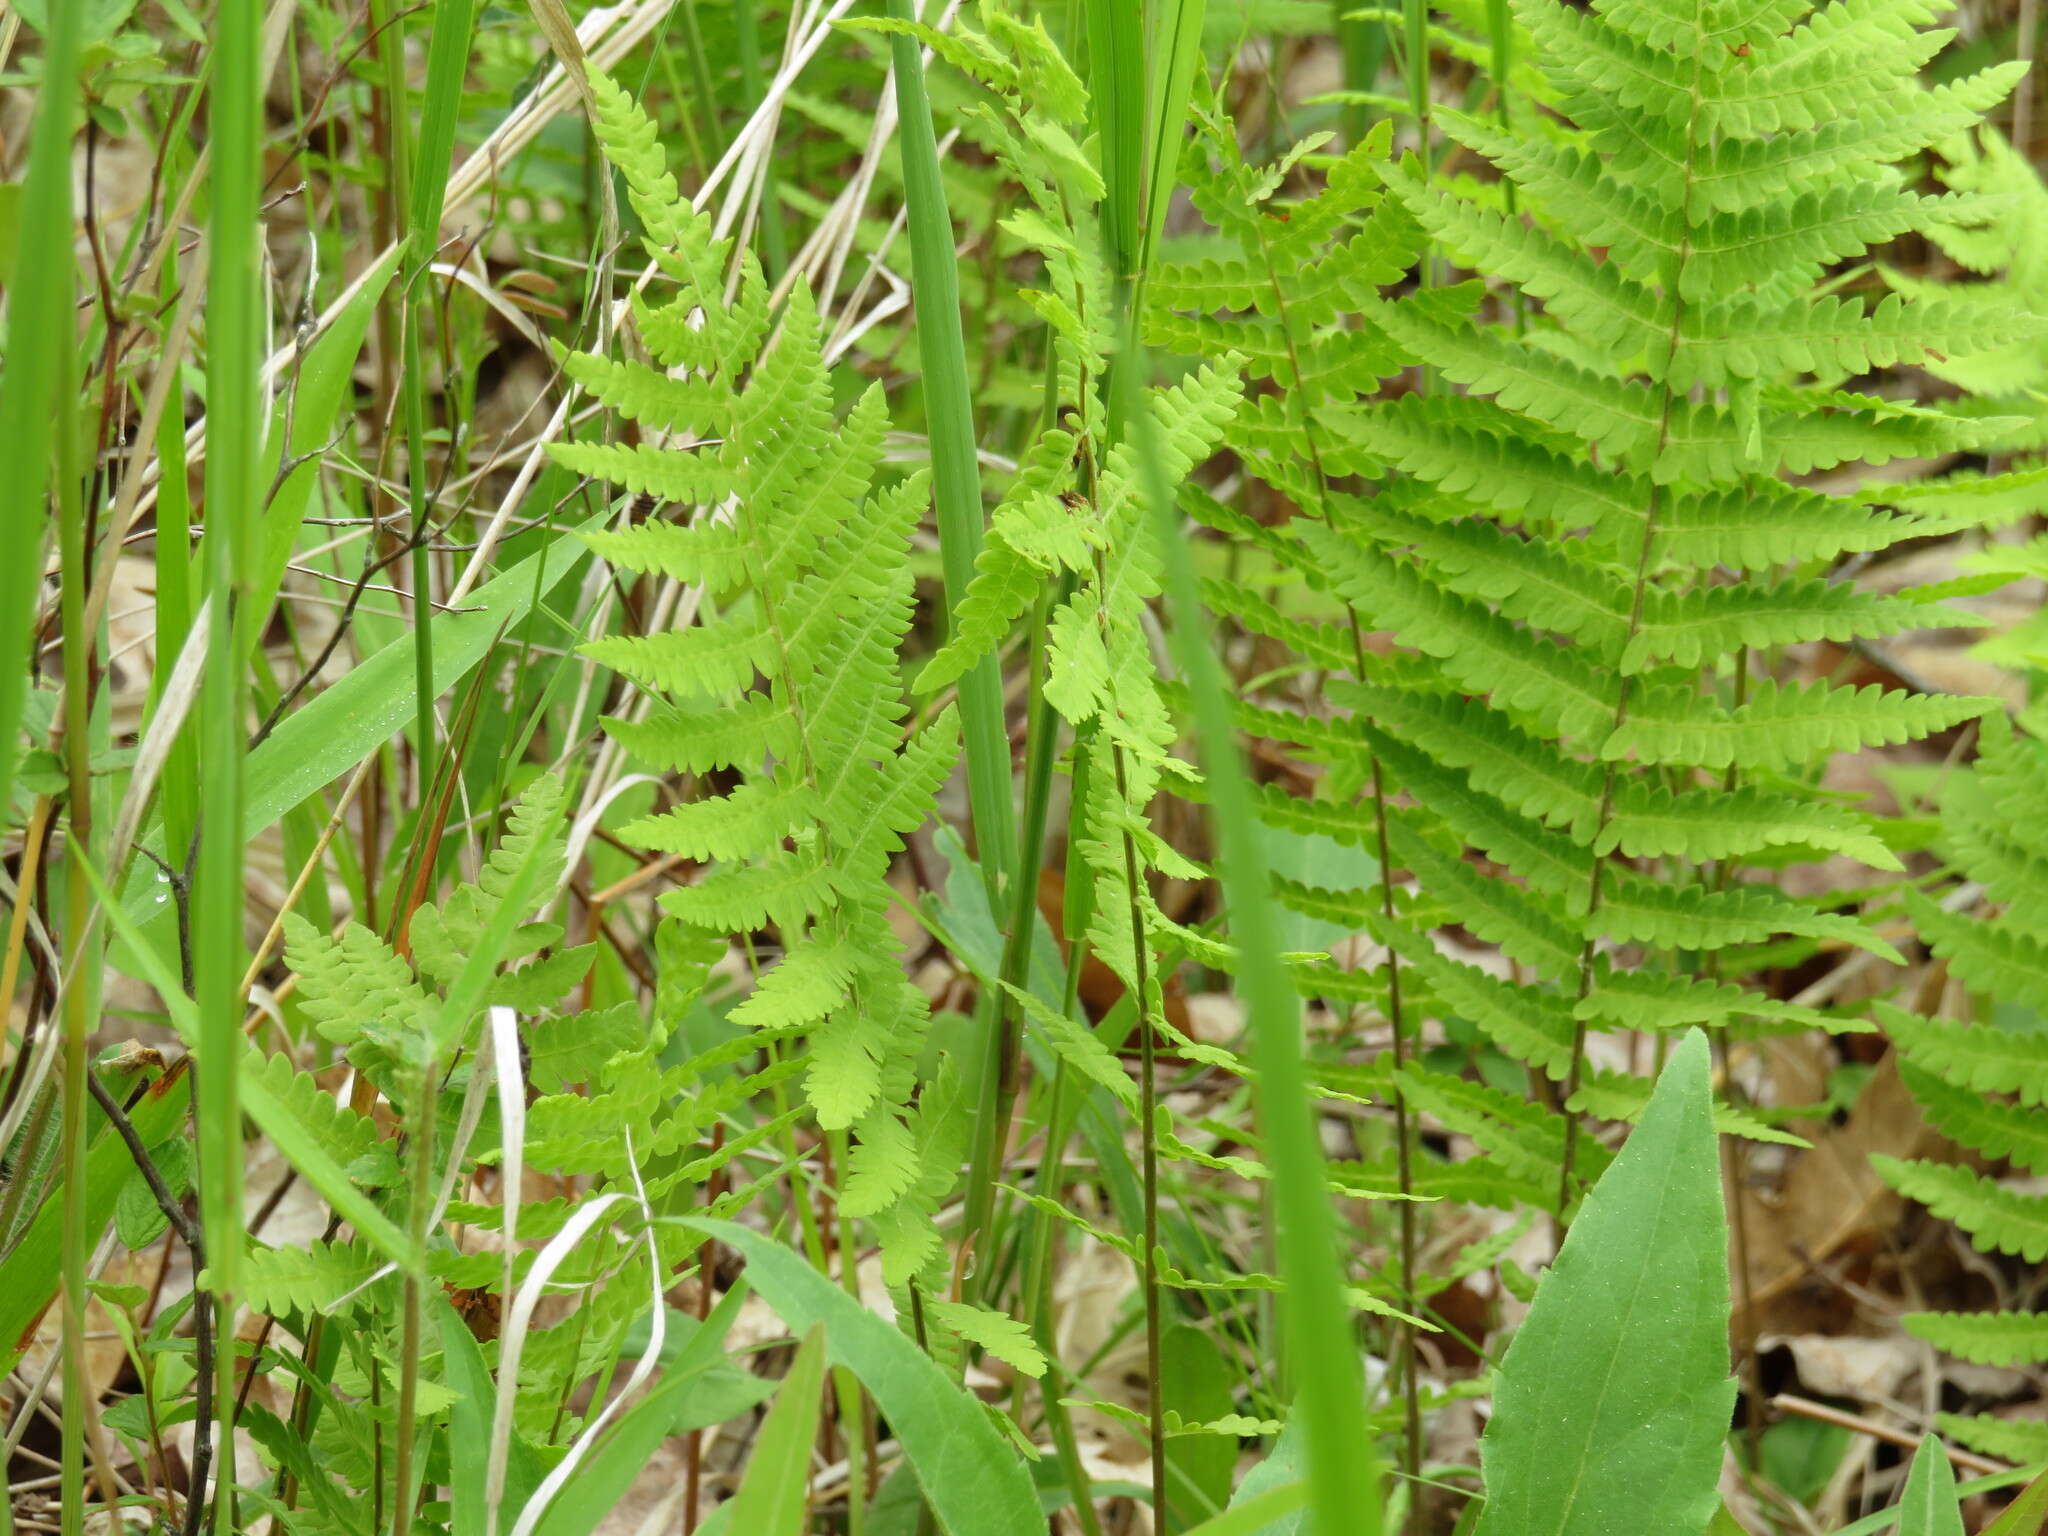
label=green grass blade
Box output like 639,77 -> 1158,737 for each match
197,11 -> 263,1460
1140,0 -> 1207,278
1897,1435 -> 1966,1536
409,0 -> 481,248
721,1325 -> 828,1535
1087,0 -> 1144,278
881,0 -> 1016,899
1120,336 -> 1379,1525
441,1299 -> 495,1536
0,1 -> 79,831
1831,1470 -> 2048,1536
1473,1030 -> 1734,1536
882,0 -> 1022,1299
396,0 -> 482,799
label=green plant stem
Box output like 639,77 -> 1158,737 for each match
976,577 -> 1072,1290
150,251 -> 200,855
829,1128 -> 870,1536
1560,63 -> 1706,1224
0,0 -> 79,836
198,1 -> 264,1527
397,0 -> 479,810
883,0 -> 1021,1290
1405,0 -> 1432,160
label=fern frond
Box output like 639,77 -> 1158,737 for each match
1303,524 -> 1620,742
556,349 -> 725,437
281,915 -> 431,1052
1873,1156 -> 2048,1263
1909,890 -> 2048,1016
1881,1003 -> 2048,1106
1396,1066 -> 1611,1186
1387,819 -> 1582,981
1590,872 -> 1900,961
551,440 -> 735,508
246,1051 -> 396,1188
1936,1412 -> 2048,1463
1905,1312 -> 2048,1367
599,696 -> 797,777
581,620 -> 775,700
238,1239 -> 389,1317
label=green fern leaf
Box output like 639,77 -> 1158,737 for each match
923,1299 -> 1049,1379
1908,890 -> 2048,1016
1898,1059 -> 2048,1174
1882,1003 -> 2048,1106
1873,1156 -> 2048,1263
1608,680 -> 1994,771
1906,1312 -> 2048,1367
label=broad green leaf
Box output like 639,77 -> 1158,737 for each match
721,1324 -> 828,1535
685,1217 -> 1042,1536
14,0 -> 138,40
1761,1415 -> 1855,1506
1474,1029 -> 1734,1536
1164,1322 -> 1238,1526
1897,1435 -> 1965,1536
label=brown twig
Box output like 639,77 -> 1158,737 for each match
1771,1395 -> 2006,1478
84,1069 -> 213,1536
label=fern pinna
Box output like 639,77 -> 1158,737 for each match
1875,719 -> 2048,1465
1154,0 -> 2039,1235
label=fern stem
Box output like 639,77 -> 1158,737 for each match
1108,741 -> 1172,1531
1370,759 -> 1424,1512
1244,194 -> 1423,1520
1560,48 -> 1708,1222
390,1056 -> 436,1535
